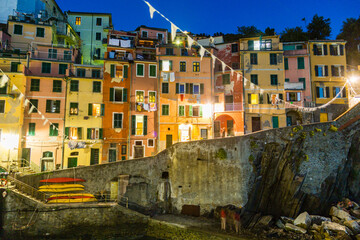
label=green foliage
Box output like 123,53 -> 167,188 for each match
250,141 -> 259,150
337,17 -> 360,66
248,155 -> 255,162
323,132 -> 327,136
329,125 -> 338,132
292,125 -> 303,133
289,133 -> 294,137
237,25 -> 263,38
265,27 -> 275,36
307,14 -> 331,40
280,26 -> 308,42
310,131 -> 315,137
216,148 -> 227,160
315,128 -> 322,132
304,154 -> 309,161
300,132 -> 307,139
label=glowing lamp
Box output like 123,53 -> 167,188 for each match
2,133 -> 18,150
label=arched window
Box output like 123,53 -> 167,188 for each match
42,151 -> 53,158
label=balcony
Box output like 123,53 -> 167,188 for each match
68,67 -> 103,79
214,103 -> 243,112
30,51 -> 73,62
283,49 -> 308,56
108,38 -> 135,48
284,82 -> 304,90
105,51 -> 134,61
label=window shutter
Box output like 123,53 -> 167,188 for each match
65,127 -> 69,138
109,88 -> 114,101
99,128 -> 103,139
123,65 -> 128,78
189,105 -> 193,116
190,83 -> 193,94
200,84 -> 204,94
329,45 -> 334,55
248,40 -> 254,50
286,92 -> 290,101
159,60 -> 162,71
46,100 -> 51,112
324,66 -> 328,76
323,45 -> 328,55
186,83 -> 190,94
331,65 -> 335,76
284,58 -> 288,70
340,45 -> 344,55
87,128 -> 92,139
199,106 -> 203,117
279,94 -> 283,100
169,60 -> 173,71
297,92 -> 301,101
77,127 -> 82,139
143,116 -> 147,135
340,66 -> 345,76
176,83 -> 179,94
333,87 -> 337,98
326,87 -> 330,98
110,64 -> 115,77
313,44 -> 318,55
101,104 -> 105,116
316,87 -> 320,98
342,87 -> 347,97
248,94 -> 251,103
123,88 -> 127,102
88,103 -> 93,116
315,66 -> 319,77
131,115 -> 136,135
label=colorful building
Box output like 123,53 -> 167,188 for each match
239,36 -> 286,133
66,11 -> 113,66
308,40 -> 348,122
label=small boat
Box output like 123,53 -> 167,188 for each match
39,184 -> 84,189
47,198 -> 97,203
40,177 -> 86,183
39,187 -> 84,193
47,193 -> 97,203
48,193 -> 95,198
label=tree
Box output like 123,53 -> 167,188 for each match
337,17 -> 360,66
307,14 -> 331,40
237,25 -> 263,38
280,27 -> 308,42
265,27 -> 275,36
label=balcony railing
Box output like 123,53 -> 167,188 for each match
284,49 -> 309,56
68,68 -> 103,79
30,51 -> 73,62
108,38 -> 135,48
284,82 -> 304,90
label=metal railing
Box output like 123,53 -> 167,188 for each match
7,176 -> 47,202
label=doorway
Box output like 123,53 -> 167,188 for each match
166,135 -> 172,148
214,121 -> 221,138
227,120 -> 234,136
41,151 -> 54,172
251,117 -> 261,132
134,141 -> 144,158
320,113 -> 328,122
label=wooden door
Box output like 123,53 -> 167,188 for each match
90,148 -> 99,165
214,121 -> 221,138
134,146 -> 144,158
21,148 -> 30,167
320,113 -> 328,122
166,135 -> 172,148
272,116 -> 279,129
252,117 -> 261,132
68,157 -> 78,168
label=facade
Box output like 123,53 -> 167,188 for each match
157,43 -> 213,152
214,41 -> 244,137
308,40 -> 348,122
239,36 -> 286,133
283,42 -> 313,125
66,11 -> 113,66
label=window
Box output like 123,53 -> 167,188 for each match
178,105 -> 185,116
70,80 -> 79,92
176,83 -> 185,94
160,60 -> 172,71
64,51 -> 71,61
231,43 -> 238,53
313,44 -> 327,56
70,102 -> 78,115
193,62 -> 200,72
93,81 -> 102,93
136,64 -> 144,77
181,48 -> 188,56
10,62 -> 20,72
77,68 -> 85,77
95,32 -> 101,41
315,65 -> 328,77
76,32 -> 81,37
132,115 -> 147,136
36,27 -> 45,38
88,103 -> 104,116
250,53 -> 257,65
142,31 -> 148,38
136,91 -> 144,103
109,147 -> 117,162
248,40 -> 272,51
180,61 -> 186,72
222,74 -> 230,85
166,48 -> 174,55
248,94 -> 259,104
193,84 -> 200,94
162,104 -> 169,115
149,64 -> 157,77
333,87 -> 346,98
28,123 -> 35,136
14,24 -> 23,35
297,57 -> 305,69
148,139 -> 154,147
113,113 -> 123,128
149,91 -> 156,103
285,78 -> 289,82
30,79 -> 40,91
92,69 -> 101,78
286,92 -> 301,101
46,100 -> 61,113
270,53 -> 277,65
331,65 -> 345,77
59,64 -> 67,74
299,78 -> 306,89
121,145 -> 127,155
0,83 -> 6,94
225,95 -> 234,110
49,123 -> 59,136
330,44 -> 344,56
90,148 -> 99,165
251,74 -> 258,85
192,106 -> 202,117
232,62 -> 240,69
157,33 -> 163,41
65,127 -> 83,140
42,62 -> 51,73
316,86 -> 330,98
96,18 -> 102,26
284,58 -> 288,70
75,17 -> 81,25
29,99 -> 38,113
201,129 -> 208,139
0,100 -> 5,113
48,49 -> 57,59
270,75 -> 278,85
52,80 -> 62,92
110,87 -> 127,102
87,128 -> 103,140
162,82 -> 169,94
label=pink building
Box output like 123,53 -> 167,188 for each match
283,42 -> 313,125
0,24 -> 11,50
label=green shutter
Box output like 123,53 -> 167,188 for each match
189,105 -> 193,116
110,64 -> 115,77
176,83 -> 179,94
169,60 -> 173,70
190,84 -> 193,94
77,127 -> 82,139
99,128 -> 103,139
123,88 -> 127,102
284,58 -> 288,70
131,115 -> 136,135
248,40 -> 254,50
65,127 -> 69,138
159,60 -> 162,71
200,84 -> 204,94
29,123 -> 35,136
87,128 -> 92,139
123,65 -> 128,78
110,88 -> 114,101
272,116 -> 279,129
88,103 -> 93,116
186,83 -> 190,94
101,104 -> 105,116
297,57 -> 304,69
143,116 -> 148,136
199,106 -> 203,117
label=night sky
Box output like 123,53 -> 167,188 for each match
58,0 -> 360,39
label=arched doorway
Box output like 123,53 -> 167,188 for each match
286,110 -> 302,126
214,115 -> 235,138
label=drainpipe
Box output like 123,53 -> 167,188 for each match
61,76 -> 69,169
307,42 -> 315,123
241,50 -> 246,134
157,56 -> 161,153
127,63 -> 132,160
210,51 -> 214,139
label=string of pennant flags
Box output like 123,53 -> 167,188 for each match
143,0 -> 352,113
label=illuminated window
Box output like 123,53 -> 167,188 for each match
70,102 -> 78,115
248,94 -> 259,104
161,60 -> 172,71
93,104 -> 101,116
180,61 -> 186,72
149,91 -> 156,103
286,92 -> 301,102
193,62 -> 200,72
331,65 -> 345,77
136,115 -> 144,136
136,91 -> 144,103
67,127 -> 83,140
46,100 -> 60,113
87,128 -> 103,139
75,17 -> 81,25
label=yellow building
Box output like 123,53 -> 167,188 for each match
308,40 -> 348,122
239,36 -> 286,133
63,65 -> 104,168
0,53 -> 27,171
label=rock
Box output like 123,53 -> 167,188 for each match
356,234 -> 360,240
322,221 -> 350,235
255,215 -> 273,228
294,212 -> 312,229
344,220 -> 360,234
332,216 -> 342,224
285,223 -> 307,234
351,209 -> 360,218
248,213 -> 261,229
276,219 -> 285,229
280,216 -> 294,224
311,224 -> 321,232
330,206 -> 352,221
310,230 -> 323,240
334,231 -> 352,240
310,215 -> 331,225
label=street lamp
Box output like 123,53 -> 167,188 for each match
2,133 -> 19,172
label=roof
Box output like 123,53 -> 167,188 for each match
282,41 -> 307,45
135,25 -> 168,32
65,11 -> 112,16
309,39 -> 346,43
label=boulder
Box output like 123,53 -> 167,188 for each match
351,209 -> 360,219
322,221 -> 350,235
285,223 -> 307,234
275,219 -> 285,229
332,216 -> 342,224
330,206 -> 352,221
248,213 -> 261,229
255,215 -> 273,228
310,215 -> 331,225
343,220 -> 360,234
311,224 -> 321,232
280,216 -> 294,224
334,231 -> 352,240
294,212 -> 312,229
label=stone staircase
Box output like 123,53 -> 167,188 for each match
6,176 -> 47,203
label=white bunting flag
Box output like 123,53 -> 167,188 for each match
0,74 -> 9,88
28,105 -> 35,114
41,115 -> 45,120
12,84 -> 17,92
231,69 -> 234,77
221,61 -> 226,73
187,35 -> 194,49
237,73 -> 241,82
199,46 -> 205,61
19,93 -> 24,101
211,54 -> 216,69
171,23 -> 178,42
43,119 -> 48,126
144,1 -> 156,19
38,111 -> 42,115
24,99 -> 30,107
